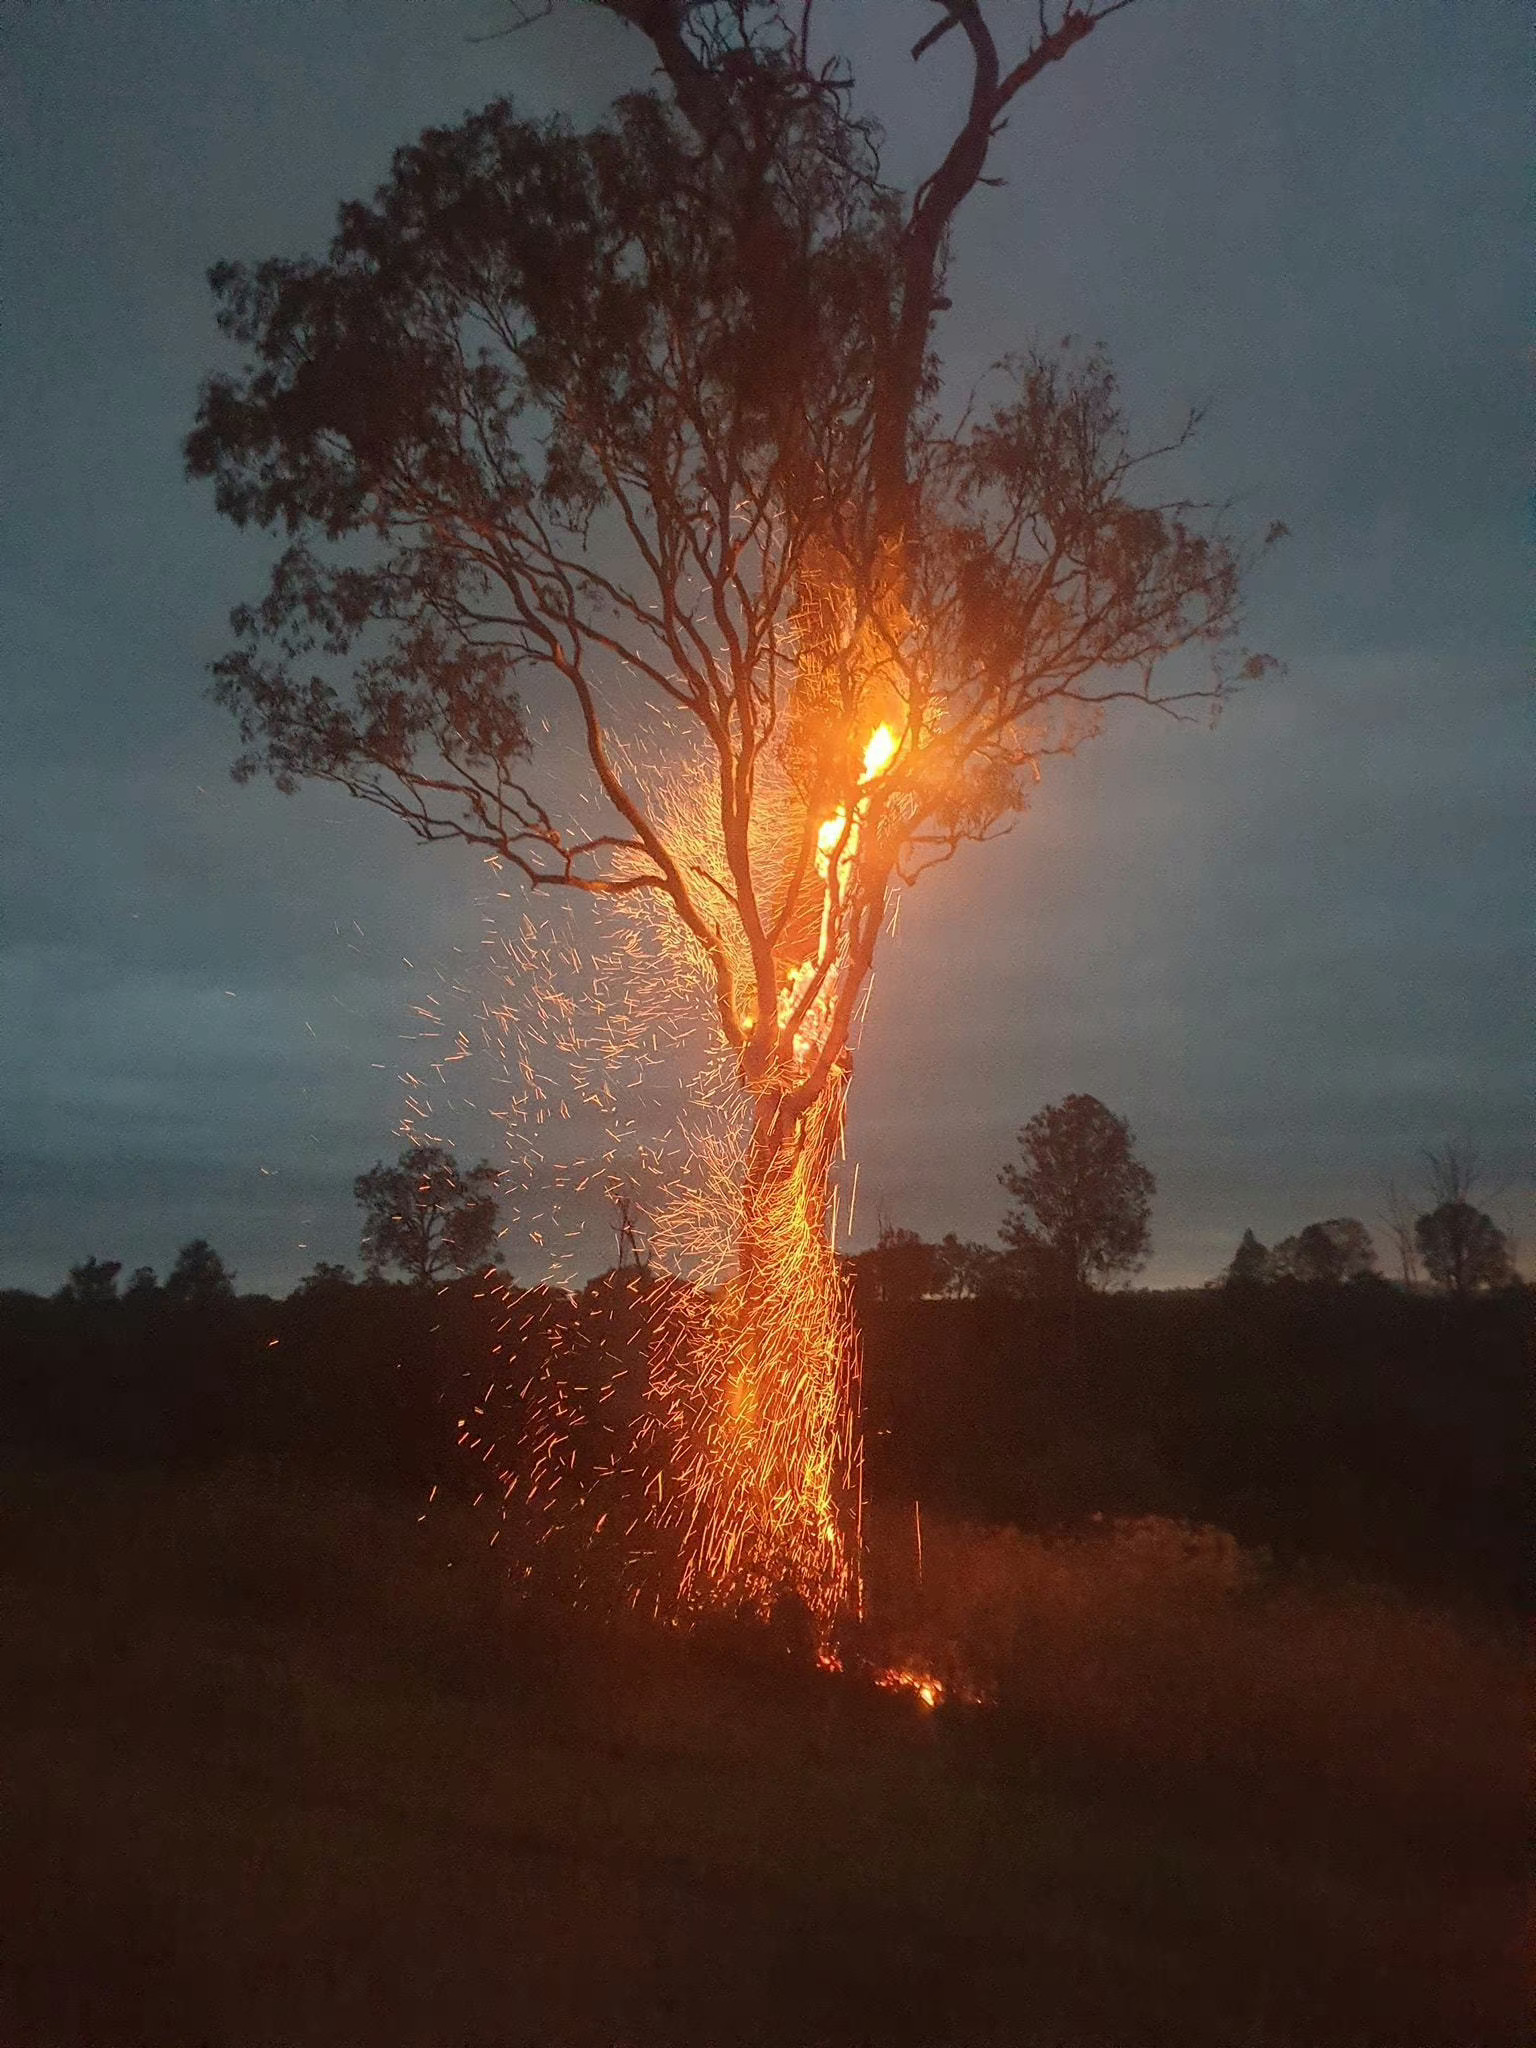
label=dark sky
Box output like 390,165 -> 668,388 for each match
3,0 -> 1529,1293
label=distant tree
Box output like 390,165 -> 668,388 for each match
1326,1218 -> 1380,1281
1414,1202 -> 1513,1297
999,1095 -> 1154,1293
858,1224 -> 943,1306
1268,1231 -> 1303,1281
1223,1229 -> 1272,1288
292,1261 -> 355,1299
355,1144 -> 500,1285
930,1234 -> 992,1299
123,1265 -> 160,1300
1270,1218 -> 1378,1285
55,1257 -> 122,1307
162,1239 -> 237,1309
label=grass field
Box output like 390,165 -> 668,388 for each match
0,1461 -> 1524,2046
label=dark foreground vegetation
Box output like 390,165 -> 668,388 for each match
2,1273 -> 1525,1606
0,1276 -> 1528,2043
0,1459 -> 1525,2048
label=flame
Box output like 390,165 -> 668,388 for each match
816,724 -> 897,876
861,722 -> 898,781
874,1666 -> 944,1709
816,810 -> 848,861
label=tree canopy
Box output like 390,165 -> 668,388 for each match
186,5 -> 1263,1117
162,1239 -> 238,1310
1223,1229 -> 1271,1288
1414,1201 -> 1513,1297
355,1144 -> 502,1285
1270,1218 -> 1378,1286
998,1093 -> 1154,1292
55,1257 -> 122,1308
856,1223 -> 946,1305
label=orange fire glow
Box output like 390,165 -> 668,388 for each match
874,1667 -> 944,1709
862,722 -> 899,781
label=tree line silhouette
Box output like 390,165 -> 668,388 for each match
2,1105 -> 1523,1607
857,1110 -> 1515,1304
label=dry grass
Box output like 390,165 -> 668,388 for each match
0,1461 -> 1524,2047
864,1508 -> 1521,1811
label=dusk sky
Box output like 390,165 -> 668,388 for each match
3,0 -> 1528,1294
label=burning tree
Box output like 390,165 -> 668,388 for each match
187,2 -> 1265,1634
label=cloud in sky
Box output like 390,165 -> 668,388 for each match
1,0 -> 1528,1292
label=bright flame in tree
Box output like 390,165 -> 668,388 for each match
862,722 -> 900,781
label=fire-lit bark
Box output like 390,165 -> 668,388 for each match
674,1068 -> 859,1630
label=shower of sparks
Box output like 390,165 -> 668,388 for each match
659,1076 -> 859,1627
390,552 -> 943,1649
395,706 -> 909,1641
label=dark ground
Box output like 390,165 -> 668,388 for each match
0,1461 -> 1523,2048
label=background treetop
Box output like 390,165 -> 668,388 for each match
1415,1202 -> 1513,1298
355,1144 -> 502,1285
1269,1218 -> 1378,1287
999,1092 -> 1154,1292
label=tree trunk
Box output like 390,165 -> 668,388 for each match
673,1066 -> 861,1637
